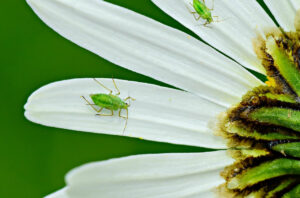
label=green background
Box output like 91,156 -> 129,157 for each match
1,0 -> 270,197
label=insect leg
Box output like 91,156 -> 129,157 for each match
81,96 -> 103,113
93,78 -> 113,94
124,96 -> 136,101
186,3 -> 200,21
203,21 -> 209,26
119,108 -> 127,119
112,78 -> 121,95
96,109 -> 114,116
119,108 -> 128,135
192,13 -> 201,21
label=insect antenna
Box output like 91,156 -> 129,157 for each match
124,96 -> 136,106
213,16 -> 228,23
93,78 -> 113,94
112,78 -> 121,95
210,0 -> 214,10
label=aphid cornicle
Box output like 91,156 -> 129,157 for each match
188,0 -> 217,26
81,78 -> 135,134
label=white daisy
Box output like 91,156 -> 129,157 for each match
24,0 -> 300,197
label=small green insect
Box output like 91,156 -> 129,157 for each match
188,0 -> 219,26
81,78 -> 135,134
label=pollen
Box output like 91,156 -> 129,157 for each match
265,76 -> 276,87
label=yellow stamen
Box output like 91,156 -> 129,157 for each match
265,76 -> 276,87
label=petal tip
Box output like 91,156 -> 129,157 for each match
44,188 -> 68,198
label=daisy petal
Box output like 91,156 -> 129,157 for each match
27,0 -> 262,107
152,0 -> 276,74
25,78 -> 227,148
45,189 -> 68,198
264,0 -> 300,31
48,151 -> 233,198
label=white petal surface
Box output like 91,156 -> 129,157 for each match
264,0 -> 300,31
53,151 -> 233,198
45,189 -> 68,198
25,78 -> 227,148
27,0 -> 262,107
152,0 -> 276,74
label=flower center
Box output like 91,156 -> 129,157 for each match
218,24 -> 300,197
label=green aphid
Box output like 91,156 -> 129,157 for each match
188,0 -> 218,26
81,78 -> 135,134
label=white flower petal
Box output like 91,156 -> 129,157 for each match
27,0 -> 262,107
25,78 -> 228,148
264,0 -> 300,31
45,189 -> 68,198
152,0 -> 276,74
48,151 -> 233,198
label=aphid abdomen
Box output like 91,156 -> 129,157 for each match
193,0 -> 212,21
91,94 -> 122,111
109,94 -> 127,110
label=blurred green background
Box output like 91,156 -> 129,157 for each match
1,0 -> 270,197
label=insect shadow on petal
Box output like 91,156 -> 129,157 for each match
81,78 -> 135,135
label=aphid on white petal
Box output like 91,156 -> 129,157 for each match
81,78 -> 135,134
187,0 -> 222,26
